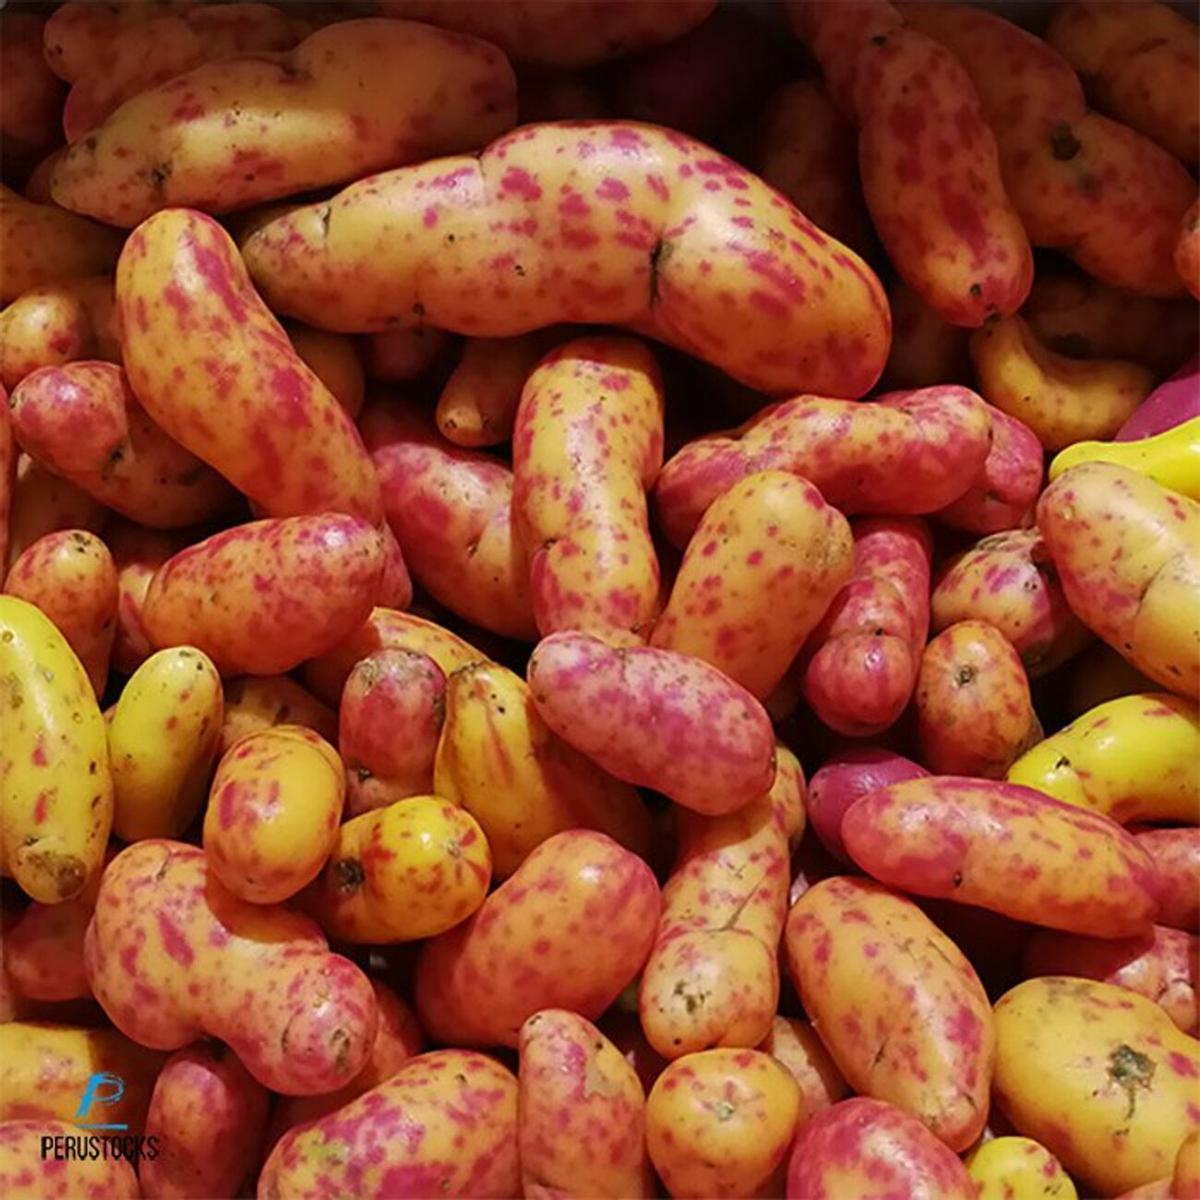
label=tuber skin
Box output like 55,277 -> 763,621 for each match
240,121 -> 891,398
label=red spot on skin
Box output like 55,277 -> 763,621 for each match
217,782 -> 240,831
431,165 -> 476,191
117,945 -> 138,984
162,281 -> 192,325
946,1004 -> 982,1054
219,147 -> 287,189
609,127 -> 648,151
1168,1052 -> 1198,1078
558,190 -> 591,220
270,367 -> 313,429
422,207 -> 439,228
940,184 -> 993,268
170,95 -> 205,122
730,245 -> 807,305
561,228 -> 600,250
596,178 -> 630,202
249,423 -> 285,490
33,793 -> 49,824
31,743 -> 47,767
187,226 -> 249,321
813,930 -> 833,964
156,913 -> 194,966
748,289 -> 789,318
500,167 -> 542,202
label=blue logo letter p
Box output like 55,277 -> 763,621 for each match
75,1072 -> 128,1130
